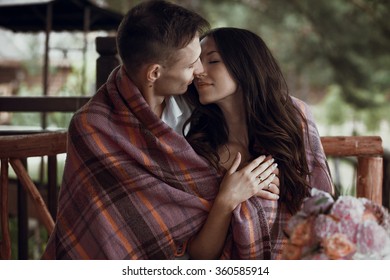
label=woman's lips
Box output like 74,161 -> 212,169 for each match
196,81 -> 212,88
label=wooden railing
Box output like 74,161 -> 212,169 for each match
0,131 -> 67,259
321,136 -> 384,204
0,96 -> 89,259
0,35 -> 120,259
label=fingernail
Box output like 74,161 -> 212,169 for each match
273,163 -> 278,169
257,155 -> 265,163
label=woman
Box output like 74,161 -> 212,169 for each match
184,27 -> 334,259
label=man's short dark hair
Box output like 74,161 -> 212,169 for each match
117,0 -> 210,75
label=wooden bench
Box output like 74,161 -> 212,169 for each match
0,133 -> 384,259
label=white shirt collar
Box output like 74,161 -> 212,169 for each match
161,96 -> 192,135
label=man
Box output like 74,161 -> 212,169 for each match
43,0 -> 219,260
115,0 -> 207,133
43,1 -> 279,260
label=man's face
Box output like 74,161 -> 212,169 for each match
154,36 -> 204,96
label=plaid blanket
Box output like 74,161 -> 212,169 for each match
222,97 -> 333,259
42,66 -> 332,259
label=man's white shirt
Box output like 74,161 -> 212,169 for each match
161,95 -> 192,135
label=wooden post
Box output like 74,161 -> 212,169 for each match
96,36 -> 120,91
0,158 -> 11,260
17,158 -> 28,260
357,157 -> 383,205
10,159 -> 54,234
47,155 -> 58,220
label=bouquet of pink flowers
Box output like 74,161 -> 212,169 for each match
283,188 -> 390,259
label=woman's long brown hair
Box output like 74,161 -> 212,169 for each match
184,27 -> 312,214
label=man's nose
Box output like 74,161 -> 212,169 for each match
193,59 -> 204,76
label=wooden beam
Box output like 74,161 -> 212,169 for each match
321,136 -> 383,157
0,131 -> 67,158
0,96 -> 90,112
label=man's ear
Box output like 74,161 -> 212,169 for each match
146,64 -> 161,83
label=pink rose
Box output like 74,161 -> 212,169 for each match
286,213 -> 307,236
282,242 -> 302,260
356,220 -> 390,258
330,196 -> 364,223
323,233 -> 356,259
338,219 -> 359,243
303,252 -> 329,260
314,214 -> 339,239
361,198 -> 390,234
290,218 -> 315,247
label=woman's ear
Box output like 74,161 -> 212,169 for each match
146,64 -> 161,83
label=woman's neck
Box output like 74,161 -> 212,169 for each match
216,94 -> 250,169
218,93 -> 247,142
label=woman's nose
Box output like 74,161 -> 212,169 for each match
195,72 -> 208,79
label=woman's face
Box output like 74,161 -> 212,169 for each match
194,36 -> 239,105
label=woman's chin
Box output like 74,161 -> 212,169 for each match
199,98 -> 211,105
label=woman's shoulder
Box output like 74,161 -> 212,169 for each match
290,96 -> 309,110
290,96 -> 315,121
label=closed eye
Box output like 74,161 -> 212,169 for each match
209,60 -> 220,64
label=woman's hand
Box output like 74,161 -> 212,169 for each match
255,156 -> 280,200
188,152 -> 277,259
216,152 -> 278,212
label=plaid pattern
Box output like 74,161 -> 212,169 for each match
220,97 -> 333,260
42,66 -> 332,259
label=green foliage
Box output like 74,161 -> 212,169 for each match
91,0 -> 390,130
320,85 -> 352,127
202,0 -> 390,129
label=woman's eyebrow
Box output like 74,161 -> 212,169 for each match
205,50 -> 218,56
200,50 -> 218,60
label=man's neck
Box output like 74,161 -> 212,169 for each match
143,87 -> 166,118
149,96 -> 166,119
131,74 -> 166,119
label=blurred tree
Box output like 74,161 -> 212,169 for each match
287,0 -> 390,108
99,0 -> 390,128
